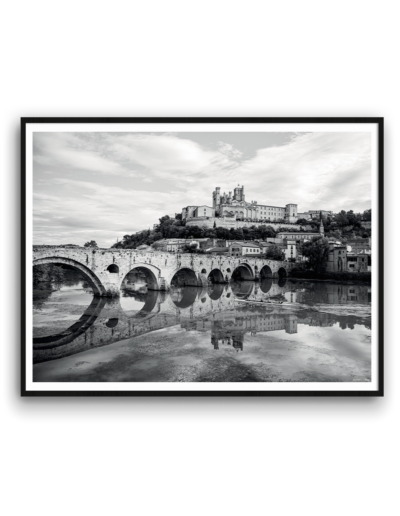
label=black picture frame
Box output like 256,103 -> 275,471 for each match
21,117 -> 384,397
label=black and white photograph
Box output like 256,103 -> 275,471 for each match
4,2 -> 400,515
22,119 -> 382,395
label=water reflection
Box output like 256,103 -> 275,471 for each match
32,272 -> 371,369
170,286 -> 200,308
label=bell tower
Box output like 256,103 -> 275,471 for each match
319,211 -> 324,236
213,187 -> 221,214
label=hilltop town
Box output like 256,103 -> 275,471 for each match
182,184 -> 333,229
112,184 -> 372,276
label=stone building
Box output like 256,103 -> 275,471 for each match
193,205 -> 214,218
228,242 -> 261,257
306,210 -> 333,219
347,253 -> 369,272
326,243 -> 347,272
283,239 -> 297,261
277,216 -> 324,242
346,239 -> 371,254
181,184 -> 332,231
276,231 -> 319,241
211,185 -> 298,223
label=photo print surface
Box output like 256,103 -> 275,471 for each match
23,119 -> 382,395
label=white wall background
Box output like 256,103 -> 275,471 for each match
1,1 -> 398,515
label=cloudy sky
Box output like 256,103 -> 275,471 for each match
33,131 -> 371,247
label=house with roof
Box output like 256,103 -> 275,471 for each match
326,243 -> 347,272
347,252 -> 369,272
277,215 -> 325,243
228,242 -> 261,257
346,238 -> 371,254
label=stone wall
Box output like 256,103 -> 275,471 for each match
33,246 -> 295,297
185,216 -> 306,231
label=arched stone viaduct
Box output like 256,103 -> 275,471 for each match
33,246 -> 296,297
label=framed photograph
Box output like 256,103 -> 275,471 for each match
21,117 -> 383,396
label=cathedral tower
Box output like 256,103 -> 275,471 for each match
233,184 -> 245,202
213,187 -> 221,212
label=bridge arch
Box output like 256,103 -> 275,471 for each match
106,318 -> 119,328
260,264 -> 273,278
33,296 -> 107,351
208,283 -> 224,300
278,276 -> 287,287
277,267 -> 287,278
120,289 -> 160,319
231,280 -> 255,299
107,264 -> 119,273
231,263 -> 254,281
170,285 -> 199,308
208,268 -> 225,284
120,263 -> 161,291
33,256 -> 107,296
260,276 -> 273,294
170,267 -> 201,287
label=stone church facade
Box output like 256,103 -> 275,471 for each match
182,184 -> 300,229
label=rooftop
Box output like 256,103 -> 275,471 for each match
205,247 -> 229,253
277,231 -> 320,235
229,242 -> 261,248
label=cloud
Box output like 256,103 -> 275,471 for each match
218,141 -> 243,159
34,133 -> 137,176
33,131 -> 371,246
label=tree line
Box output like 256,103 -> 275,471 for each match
112,215 -> 282,250
111,208 -> 371,251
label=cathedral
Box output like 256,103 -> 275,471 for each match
181,184 -> 331,231
212,185 -> 298,223
182,185 -> 298,223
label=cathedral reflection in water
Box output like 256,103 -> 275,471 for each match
33,275 -> 371,364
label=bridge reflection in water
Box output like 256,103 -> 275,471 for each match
32,275 -> 372,365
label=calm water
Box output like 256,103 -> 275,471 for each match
33,270 -> 372,382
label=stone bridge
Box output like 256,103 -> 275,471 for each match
33,246 -> 296,297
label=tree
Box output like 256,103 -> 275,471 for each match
215,227 -> 230,240
301,236 -> 330,273
159,215 -> 171,224
335,210 -> 349,227
296,218 -> 309,226
84,240 -> 98,248
33,264 -> 65,287
231,228 -> 244,240
346,210 -> 361,228
182,242 -> 196,253
259,225 -> 276,239
363,209 -> 372,221
264,244 -> 285,261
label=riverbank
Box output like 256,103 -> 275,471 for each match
289,269 -> 371,283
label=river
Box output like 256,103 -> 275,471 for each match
32,270 -> 372,383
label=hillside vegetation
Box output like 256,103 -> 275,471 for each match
111,209 -> 371,250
